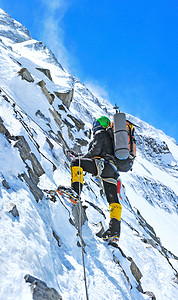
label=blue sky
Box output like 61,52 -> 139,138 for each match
0,0 -> 177,142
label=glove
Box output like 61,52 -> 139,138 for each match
66,149 -> 79,157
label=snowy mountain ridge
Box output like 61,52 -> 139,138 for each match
0,8 -> 178,300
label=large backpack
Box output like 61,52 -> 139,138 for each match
107,112 -> 136,172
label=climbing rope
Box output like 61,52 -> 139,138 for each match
78,156 -> 89,300
1,87 -> 89,298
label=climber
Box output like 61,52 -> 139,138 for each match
69,116 -> 122,241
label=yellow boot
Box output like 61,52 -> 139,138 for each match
109,203 -> 122,221
70,166 -> 83,195
103,203 -> 122,240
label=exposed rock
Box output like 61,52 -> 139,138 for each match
24,274 -> 62,300
127,256 -> 143,292
19,173 -> 43,202
37,80 -> 46,88
36,68 -> 53,81
10,56 -> 22,66
2,178 -> 10,189
46,137 -> 54,150
58,104 -> 67,112
173,273 -> 178,284
14,136 -> 31,161
67,126 -> 74,141
0,117 -> 11,139
144,291 -> 156,300
63,118 -> 74,129
29,153 -> 45,177
18,68 -> 34,83
57,131 -> 69,149
72,202 -> 87,229
37,80 -> 54,105
136,209 -> 160,243
2,94 -> 10,102
67,114 -> 85,130
35,110 -> 51,123
54,89 -> 74,109
8,203 -> 19,218
75,138 -> 88,147
27,165 -> 39,185
49,108 -> 62,127
14,136 -> 45,178
52,230 -> 61,247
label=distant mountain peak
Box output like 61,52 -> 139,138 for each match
0,8 -> 31,45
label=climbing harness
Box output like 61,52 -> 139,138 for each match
94,157 -> 105,177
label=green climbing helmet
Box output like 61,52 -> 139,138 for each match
96,116 -> 110,128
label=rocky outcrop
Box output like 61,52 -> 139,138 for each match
54,89 -> 74,109
72,202 -> 87,229
24,274 -> 62,300
37,80 -> 55,105
2,177 -> 10,189
8,203 -> 19,218
0,117 -> 44,201
18,68 -> 34,83
14,135 -> 44,202
35,110 -> 51,123
14,136 -> 45,177
49,108 -> 62,127
0,116 -> 11,139
67,114 -> 85,130
36,68 -> 53,81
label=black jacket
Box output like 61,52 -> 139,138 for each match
83,128 -> 114,159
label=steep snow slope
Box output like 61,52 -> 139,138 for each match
0,8 -> 178,300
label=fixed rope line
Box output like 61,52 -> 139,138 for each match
1,87 -> 89,296
78,156 -> 89,300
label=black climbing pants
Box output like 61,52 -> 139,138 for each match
71,157 -> 120,204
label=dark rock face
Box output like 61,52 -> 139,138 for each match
0,117 -> 11,139
8,203 -> 19,218
49,108 -> 62,127
35,110 -> 51,123
0,117 -> 44,202
14,136 -> 44,176
54,89 -> 74,109
72,202 -> 88,229
2,178 -> 10,189
19,173 -> 43,202
24,274 -> 62,300
67,114 -> 85,130
18,68 -> 34,83
36,68 -> 53,81
37,80 -> 54,105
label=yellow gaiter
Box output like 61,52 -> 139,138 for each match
109,203 -> 122,221
70,166 -> 83,185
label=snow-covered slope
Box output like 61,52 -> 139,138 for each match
0,8 -> 178,300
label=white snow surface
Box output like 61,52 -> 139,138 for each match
0,8 -> 178,300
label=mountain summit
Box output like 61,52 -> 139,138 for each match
0,8 -> 177,300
